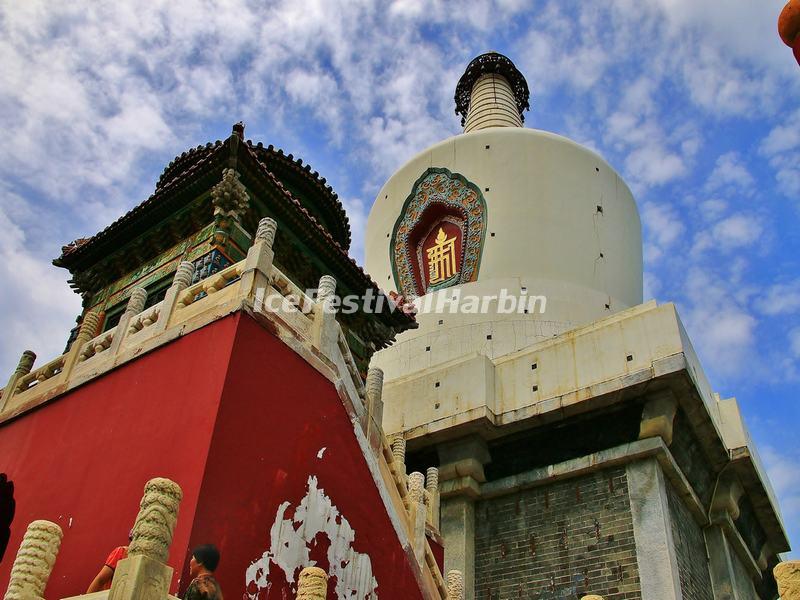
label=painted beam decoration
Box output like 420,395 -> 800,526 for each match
391,168 -> 487,298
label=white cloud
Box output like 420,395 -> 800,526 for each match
711,214 -> 763,250
625,144 -> 687,187
0,192 -> 82,378
643,270 -> 662,301
698,198 -> 728,221
705,152 -> 754,194
756,282 -> 800,317
762,445 -> 800,531
760,109 -> 800,156
340,196 -> 368,264
641,201 -> 685,263
692,213 -> 763,255
760,108 -> 800,199
790,328 -> 800,357
681,267 -> 758,378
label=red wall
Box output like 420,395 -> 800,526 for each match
183,315 -> 425,599
0,315 -> 239,598
0,312 -> 429,599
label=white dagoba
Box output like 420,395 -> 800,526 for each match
366,52 -> 643,384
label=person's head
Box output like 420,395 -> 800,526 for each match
189,544 -> 220,576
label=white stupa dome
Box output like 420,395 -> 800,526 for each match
365,52 -> 642,378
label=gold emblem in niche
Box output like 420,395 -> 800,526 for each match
426,227 -> 458,285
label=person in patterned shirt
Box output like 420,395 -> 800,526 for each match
184,544 -> 223,600
86,530 -> 133,593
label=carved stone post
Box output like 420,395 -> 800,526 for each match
296,566 -> 328,599
242,217 -> 277,301
317,275 -> 336,301
408,471 -> 427,565
389,433 -> 407,482
446,570 -> 464,600
312,275 -> 339,356
109,477 -> 183,600
0,350 -> 36,412
364,368 -> 385,454
111,287 -> 148,355
426,467 -> 440,529
3,519 -> 63,600
62,311 -> 101,376
153,262 -> 195,334
775,561 -> 800,600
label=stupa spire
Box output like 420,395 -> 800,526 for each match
454,51 -> 530,133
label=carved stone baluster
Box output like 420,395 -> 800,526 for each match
109,477 -> 183,600
408,471 -> 427,565
312,275 -> 339,357
0,350 -> 36,411
365,367 -> 384,454
389,433 -> 407,482
153,261 -> 195,334
62,311 -> 101,376
426,467 -> 440,529
446,570 -> 464,600
243,217 -> 277,303
3,519 -> 63,600
111,287 -> 148,355
296,566 -> 328,599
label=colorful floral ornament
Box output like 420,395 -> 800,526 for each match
390,167 -> 487,298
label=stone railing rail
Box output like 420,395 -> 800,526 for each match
13,355 -> 66,396
176,261 -> 245,309
79,327 -> 116,362
270,268 -> 315,311
128,303 -> 162,334
337,332 -> 366,400
381,433 -> 446,598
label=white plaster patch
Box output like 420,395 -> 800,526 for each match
245,475 -> 378,599
317,447 -> 327,459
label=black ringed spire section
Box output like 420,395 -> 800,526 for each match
454,52 -> 530,126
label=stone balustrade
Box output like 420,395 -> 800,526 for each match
0,219 -> 330,422
128,304 -> 162,335
176,262 -> 245,309
11,355 -> 65,396
79,328 -> 117,362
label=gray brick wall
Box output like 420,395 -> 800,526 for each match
665,480 -> 713,600
474,467 -> 640,599
729,545 -> 758,600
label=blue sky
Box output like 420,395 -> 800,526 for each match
1,0 -> 799,557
